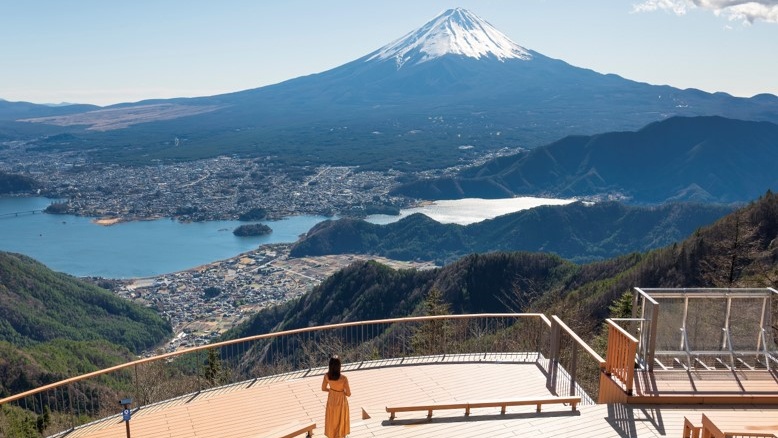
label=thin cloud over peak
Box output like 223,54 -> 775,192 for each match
634,0 -> 778,23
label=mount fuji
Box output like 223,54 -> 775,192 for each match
367,7 -> 532,67
8,8 -> 778,170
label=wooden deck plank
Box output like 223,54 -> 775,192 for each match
628,369 -> 778,405
62,362 -> 778,438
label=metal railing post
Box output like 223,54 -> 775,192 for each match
647,299 -> 659,372
546,317 -> 560,393
569,344 -> 578,397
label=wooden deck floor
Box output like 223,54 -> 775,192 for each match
60,361 -> 778,438
629,369 -> 778,404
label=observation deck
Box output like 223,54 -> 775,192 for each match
1,288 -> 776,438
44,359 -> 778,438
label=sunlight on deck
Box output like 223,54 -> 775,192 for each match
58,361 -> 778,438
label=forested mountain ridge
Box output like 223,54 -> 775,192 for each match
0,252 -> 170,350
0,251 -> 172,398
391,116 -> 778,203
552,189 -> 778,324
228,191 -> 778,340
0,172 -> 38,195
290,201 -> 734,264
226,252 -> 575,340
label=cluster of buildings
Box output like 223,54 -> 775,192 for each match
115,243 -> 435,352
1,145 -> 410,221
0,138 -> 529,223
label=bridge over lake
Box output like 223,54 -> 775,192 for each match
0,209 -> 45,219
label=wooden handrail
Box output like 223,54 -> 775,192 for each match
605,319 -> 638,394
551,315 -> 606,367
683,415 -> 702,438
0,313 -> 546,405
606,318 -> 639,344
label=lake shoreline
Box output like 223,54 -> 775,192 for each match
2,196 -> 575,278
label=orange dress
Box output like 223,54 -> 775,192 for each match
322,374 -> 351,438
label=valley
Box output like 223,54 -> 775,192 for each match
0,138 -> 523,222
113,244 -> 436,353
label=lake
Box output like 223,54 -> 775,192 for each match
0,196 -> 575,278
0,197 -> 329,278
365,197 -> 575,225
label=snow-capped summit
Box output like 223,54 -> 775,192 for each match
366,8 -> 531,69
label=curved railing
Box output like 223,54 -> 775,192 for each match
0,313 -> 554,437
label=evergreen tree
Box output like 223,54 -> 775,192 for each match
411,289 -> 452,355
203,348 -> 223,386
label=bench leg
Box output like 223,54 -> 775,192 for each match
389,412 -> 395,421
427,409 -> 433,419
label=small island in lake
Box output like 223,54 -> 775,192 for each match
233,223 -> 272,237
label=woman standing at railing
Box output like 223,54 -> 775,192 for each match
322,354 -> 351,438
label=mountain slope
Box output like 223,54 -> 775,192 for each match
0,99 -> 99,121
240,252 -> 575,337
9,9 -> 778,170
228,191 -> 778,339
392,116 -> 778,203
0,172 -> 38,195
0,252 -> 171,351
289,201 -> 734,263
0,251 -> 172,403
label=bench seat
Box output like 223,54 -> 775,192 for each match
386,396 -> 581,420
256,421 -> 316,438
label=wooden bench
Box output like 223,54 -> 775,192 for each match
682,415 -> 701,438
257,421 -> 316,438
386,396 -> 580,421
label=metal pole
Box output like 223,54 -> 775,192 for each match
569,344 -> 578,397
647,300 -> 659,372
681,296 -> 689,351
134,364 -> 139,403
122,402 -> 131,438
547,317 -> 561,393
757,296 -> 768,352
723,295 -> 734,367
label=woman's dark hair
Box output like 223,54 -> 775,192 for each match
328,355 -> 341,380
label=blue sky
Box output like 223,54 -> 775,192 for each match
1,0 -> 777,106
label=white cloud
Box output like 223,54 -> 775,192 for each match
633,0 -> 690,14
633,0 -> 778,23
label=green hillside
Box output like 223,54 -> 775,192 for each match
290,201 -> 734,264
0,172 -> 38,195
229,191 -> 778,339
0,252 -> 171,399
0,252 -> 170,350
